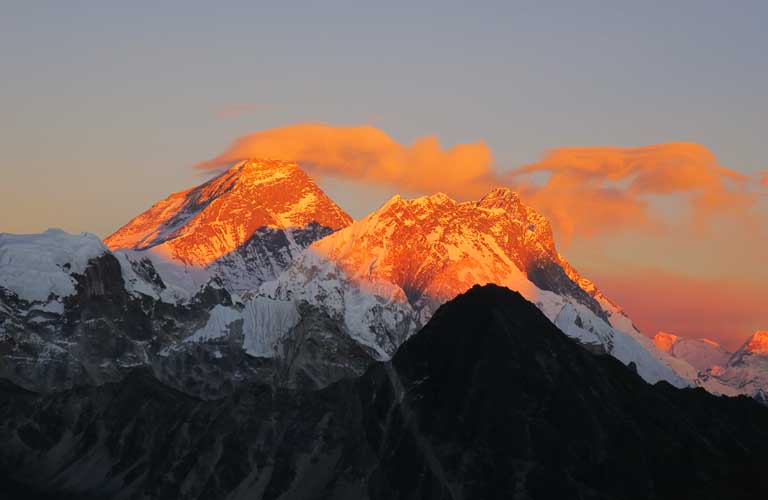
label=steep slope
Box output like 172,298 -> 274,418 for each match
653,331 -> 731,371
105,159 -> 352,291
2,286 -> 768,500
267,189 -> 688,387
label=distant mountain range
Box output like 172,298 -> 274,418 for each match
1,159 -> 765,400
656,330 -> 768,399
2,159 -> 764,401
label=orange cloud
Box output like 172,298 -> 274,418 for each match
196,123 -> 500,199
509,143 -> 757,241
198,124 -> 762,244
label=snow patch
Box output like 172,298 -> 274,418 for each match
242,297 -> 301,357
0,229 -> 108,302
184,305 -> 242,343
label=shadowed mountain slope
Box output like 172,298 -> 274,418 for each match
1,285 -> 767,499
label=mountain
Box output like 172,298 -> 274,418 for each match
105,159 -> 352,293
704,331 -> 768,398
652,331 -> 731,371
0,162 -> 746,395
1,285 -> 767,500
0,228 -> 374,398
651,330 -> 768,399
0,229 -> 224,394
267,189 -> 688,387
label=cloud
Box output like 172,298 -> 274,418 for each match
508,143 -> 758,241
198,124 -> 762,243
197,123 -> 500,199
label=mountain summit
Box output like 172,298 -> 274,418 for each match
105,159 -> 351,266
105,159 -> 352,292
310,187 -> 605,316
745,330 -> 768,355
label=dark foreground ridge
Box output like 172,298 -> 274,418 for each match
2,285 -> 768,499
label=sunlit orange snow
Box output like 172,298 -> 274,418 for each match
105,160 -> 351,265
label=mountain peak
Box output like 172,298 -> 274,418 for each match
105,159 -> 351,266
746,331 -> 768,355
653,331 -> 679,352
421,192 -> 453,204
231,158 -> 300,179
477,187 -> 521,209
309,188 -> 611,321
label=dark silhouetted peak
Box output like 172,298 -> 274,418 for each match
357,284 -> 768,500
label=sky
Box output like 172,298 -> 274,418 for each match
1,1 -> 766,348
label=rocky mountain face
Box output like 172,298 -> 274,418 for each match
2,286 -> 767,500
105,159 -> 352,292
0,230 -> 370,398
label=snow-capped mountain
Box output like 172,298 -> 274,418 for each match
265,188 -> 689,387
0,229 -> 109,302
105,159 -> 352,293
704,331 -> 768,398
9,160 -> 758,397
0,228 -> 372,397
651,330 -> 768,399
652,331 -> 731,371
